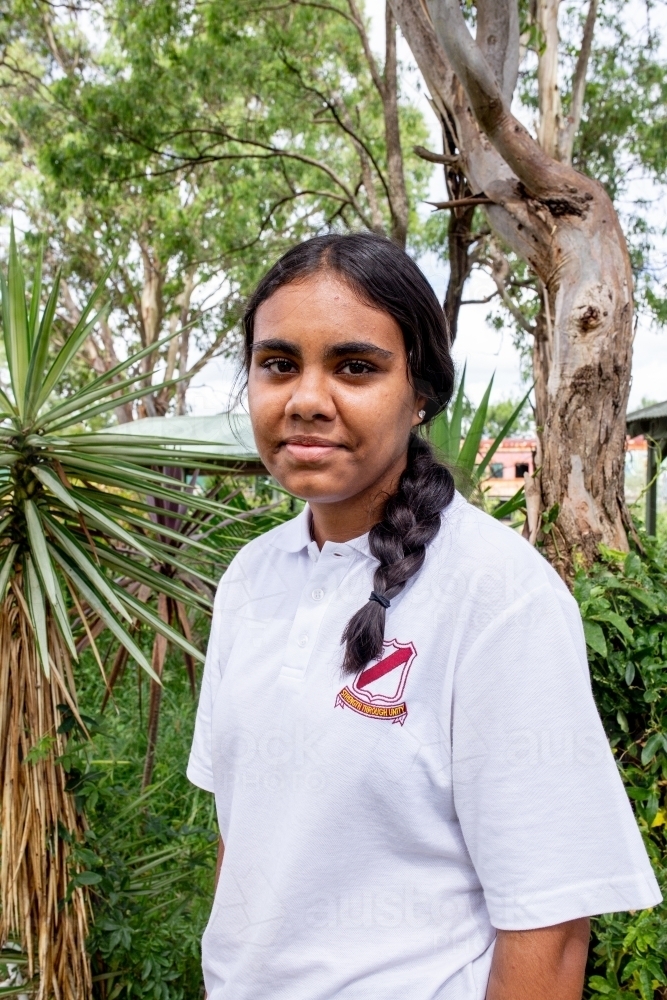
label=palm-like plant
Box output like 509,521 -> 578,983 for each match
0,229 -> 266,999
427,365 -> 532,518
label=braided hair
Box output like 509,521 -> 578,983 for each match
243,232 -> 456,675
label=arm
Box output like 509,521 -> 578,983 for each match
487,919 -> 590,999
215,836 -> 224,890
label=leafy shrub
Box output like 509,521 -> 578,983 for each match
65,628 -> 218,1000
575,534 -> 667,998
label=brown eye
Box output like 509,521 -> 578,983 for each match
263,358 -> 297,374
339,360 -> 375,375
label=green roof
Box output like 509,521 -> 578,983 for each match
105,412 -> 264,468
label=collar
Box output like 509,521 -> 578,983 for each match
270,504 -> 373,559
270,506 -> 313,553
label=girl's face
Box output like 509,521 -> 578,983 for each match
248,272 -> 425,506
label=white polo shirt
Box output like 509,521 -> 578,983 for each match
188,492 -> 660,1000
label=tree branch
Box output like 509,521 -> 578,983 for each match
279,52 -> 393,208
475,0 -> 519,104
536,0 -> 562,159
413,144 -> 460,165
488,244 -> 537,334
424,0 -> 578,198
461,291 -> 499,305
382,2 -> 409,245
427,196 -> 493,209
138,126 -> 376,230
346,0 -> 385,97
559,0 -> 599,164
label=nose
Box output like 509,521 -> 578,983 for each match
284,367 -> 336,423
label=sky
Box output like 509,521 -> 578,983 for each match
189,0 -> 667,416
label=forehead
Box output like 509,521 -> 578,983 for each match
253,273 -> 405,352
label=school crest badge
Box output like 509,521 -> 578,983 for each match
335,638 -> 417,725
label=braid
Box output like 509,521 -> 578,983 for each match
341,435 -> 455,674
242,232 -> 457,673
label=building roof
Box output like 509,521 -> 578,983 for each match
626,400 -> 667,443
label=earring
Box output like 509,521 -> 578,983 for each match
418,409 -> 426,420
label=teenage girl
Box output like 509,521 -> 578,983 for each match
188,233 -> 660,1000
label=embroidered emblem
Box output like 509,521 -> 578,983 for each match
335,638 -> 417,725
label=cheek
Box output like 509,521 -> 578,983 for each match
335,379 -> 416,439
247,372 -> 285,433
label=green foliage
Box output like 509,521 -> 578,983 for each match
0,0 -> 432,415
65,633 -> 218,999
574,536 -> 667,998
484,396 -> 535,439
427,366 -> 531,515
0,227 -> 261,676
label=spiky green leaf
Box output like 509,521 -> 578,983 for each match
476,385 -> 533,481
31,466 -> 79,512
50,548 -> 159,683
27,241 -> 43,348
120,588 -> 204,663
458,375 -> 494,473
44,516 -> 131,621
24,273 -> 61,420
25,500 -> 58,606
39,321 -> 189,425
72,495 -> 153,558
4,224 -> 30,412
49,565 -> 79,661
25,555 -> 50,677
0,544 -> 18,602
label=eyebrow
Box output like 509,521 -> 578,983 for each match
250,338 -> 302,358
323,341 -> 394,361
250,338 -> 394,361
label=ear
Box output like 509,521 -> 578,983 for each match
411,394 -> 428,428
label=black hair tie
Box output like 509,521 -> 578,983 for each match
369,591 -> 390,609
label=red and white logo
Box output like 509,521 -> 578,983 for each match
335,639 -> 417,725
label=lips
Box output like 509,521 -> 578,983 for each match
282,436 -> 344,463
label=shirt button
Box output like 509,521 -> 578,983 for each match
311,588 -> 324,601
297,633 -> 309,647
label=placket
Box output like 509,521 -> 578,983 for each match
280,543 -> 358,681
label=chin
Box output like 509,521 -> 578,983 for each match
272,470 -> 353,504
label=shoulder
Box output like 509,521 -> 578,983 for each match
426,492 -> 574,616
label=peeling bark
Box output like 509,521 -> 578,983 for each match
390,0 -> 632,570
536,0 -> 562,159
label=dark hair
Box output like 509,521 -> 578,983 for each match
243,232 -> 456,674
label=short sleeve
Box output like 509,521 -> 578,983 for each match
452,580 -> 662,930
187,569 -> 237,792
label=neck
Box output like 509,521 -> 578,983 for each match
308,451 -> 408,548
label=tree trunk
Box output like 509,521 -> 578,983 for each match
389,0 -> 632,571
444,201 -> 477,341
345,0 -> 410,246
138,242 -> 164,418
383,5 -> 410,246
0,590 -> 90,999
536,0 -> 562,159
159,270 -> 195,416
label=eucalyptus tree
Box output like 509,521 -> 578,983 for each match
392,0 -> 667,572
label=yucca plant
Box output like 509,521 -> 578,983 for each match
0,228 -> 263,999
427,365 -> 532,518
92,477 -> 287,791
